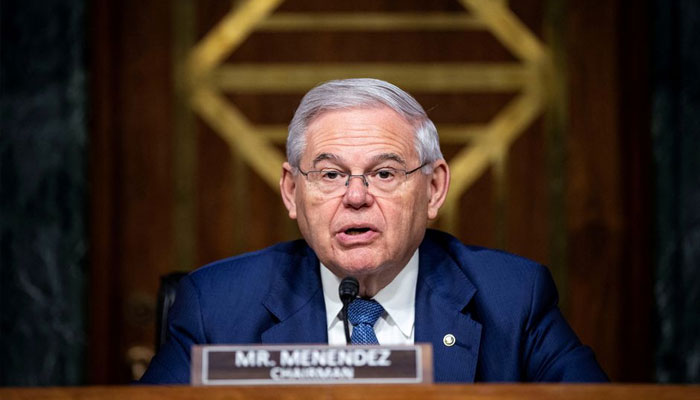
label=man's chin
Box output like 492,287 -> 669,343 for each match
327,252 -> 383,278
335,262 -> 382,277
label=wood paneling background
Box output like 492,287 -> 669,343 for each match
566,0 -> 652,381
88,0 -> 651,383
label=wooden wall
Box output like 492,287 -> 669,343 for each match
88,0 -> 651,383
566,0 -> 652,381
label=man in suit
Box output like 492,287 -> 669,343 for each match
141,78 -> 607,383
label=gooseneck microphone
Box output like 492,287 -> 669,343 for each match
338,276 -> 359,345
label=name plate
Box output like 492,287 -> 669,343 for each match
191,344 -> 433,385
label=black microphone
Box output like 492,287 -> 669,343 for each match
339,276 -> 359,345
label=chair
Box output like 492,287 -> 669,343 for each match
155,271 -> 188,349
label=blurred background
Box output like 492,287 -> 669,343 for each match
1,0 -> 699,386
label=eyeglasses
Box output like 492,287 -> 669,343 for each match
297,163 -> 427,196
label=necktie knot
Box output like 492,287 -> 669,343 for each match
346,298 -> 384,344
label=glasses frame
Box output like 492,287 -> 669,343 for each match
297,162 -> 428,194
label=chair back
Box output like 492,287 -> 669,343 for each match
155,272 -> 188,349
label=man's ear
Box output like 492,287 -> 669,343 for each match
427,159 -> 450,220
280,162 -> 298,219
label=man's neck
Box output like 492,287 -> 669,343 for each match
331,263 -> 406,298
355,270 -> 401,298
323,251 -> 418,298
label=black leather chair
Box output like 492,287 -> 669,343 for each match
155,271 -> 188,349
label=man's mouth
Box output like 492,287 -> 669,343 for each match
344,227 -> 372,235
336,225 -> 379,245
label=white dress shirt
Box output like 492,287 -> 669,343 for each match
320,250 -> 419,345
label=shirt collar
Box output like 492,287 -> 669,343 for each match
320,250 -> 419,338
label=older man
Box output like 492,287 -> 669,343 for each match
141,78 -> 607,383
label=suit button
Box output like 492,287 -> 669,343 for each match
443,333 -> 456,347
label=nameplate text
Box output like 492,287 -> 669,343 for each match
191,344 -> 432,385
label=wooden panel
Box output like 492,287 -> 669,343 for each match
189,0 -> 548,256
228,32 -> 516,63
89,0 -> 175,383
88,0 -> 554,382
566,0 -> 651,381
2,384 -> 699,400
88,0 -> 122,384
118,0 -> 175,381
616,0 -> 652,382
505,119 -> 549,264
88,0 -> 651,384
567,0 -> 624,380
456,166 -> 496,249
195,121 -> 237,266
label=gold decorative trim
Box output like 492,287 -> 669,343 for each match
257,13 -> 485,31
189,87 -> 285,189
172,0 -> 197,271
209,63 -> 532,93
188,0 -> 283,79
460,0 -> 548,63
445,88 -> 544,208
177,0 -> 554,240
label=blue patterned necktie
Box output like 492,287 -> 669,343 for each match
347,298 -> 384,345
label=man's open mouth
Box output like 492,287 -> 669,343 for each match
344,227 -> 371,235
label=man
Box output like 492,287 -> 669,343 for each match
141,78 -> 607,383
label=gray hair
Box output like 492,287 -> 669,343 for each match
286,78 -> 443,170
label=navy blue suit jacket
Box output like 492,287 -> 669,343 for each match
140,230 -> 607,383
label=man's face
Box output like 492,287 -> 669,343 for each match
280,106 -> 448,285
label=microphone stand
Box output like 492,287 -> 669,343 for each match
338,276 -> 359,345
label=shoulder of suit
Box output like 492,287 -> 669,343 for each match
425,228 -> 547,283
425,229 -> 553,317
186,238 -> 312,283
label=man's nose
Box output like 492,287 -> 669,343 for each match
342,175 -> 373,208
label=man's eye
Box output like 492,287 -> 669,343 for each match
321,171 -> 343,180
375,169 -> 396,180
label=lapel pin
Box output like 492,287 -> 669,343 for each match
443,333 -> 456,347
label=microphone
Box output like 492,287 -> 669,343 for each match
339,276 -> 359,345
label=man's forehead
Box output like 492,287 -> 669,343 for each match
302,107 -> 417,162
311,152 -> 407,167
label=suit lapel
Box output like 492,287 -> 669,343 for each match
415,235 -> 482,382
257,234 -> 482,381
260,244 -> 328,344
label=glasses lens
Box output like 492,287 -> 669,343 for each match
367,168 -> 404,193
303,167 -> 413,195
308,171 -> 346,194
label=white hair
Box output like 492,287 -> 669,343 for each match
286,78 -> 443,170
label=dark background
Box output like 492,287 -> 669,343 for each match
1,0 -> 699,385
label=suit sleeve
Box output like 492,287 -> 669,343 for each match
139,275 -> 205,384
522,266 -> 609,382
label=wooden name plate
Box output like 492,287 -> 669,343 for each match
192,344 -> 433,385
